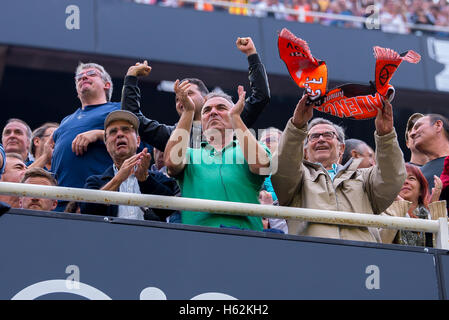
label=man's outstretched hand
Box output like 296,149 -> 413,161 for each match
375,98 -> 394,136
292,94 -> 314,129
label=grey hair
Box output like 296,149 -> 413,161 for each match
75,62 -> 113,101
4,118 -> 32,141
341,138 -> 368,165
306,118 -> 345,145
204,92 -> 234,106
259,127 -> 282,142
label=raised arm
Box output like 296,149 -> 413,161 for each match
121,61 -> 175,151
364,99 -> 407,213
236,37 -> 271,128
230,86 -> 270,175
28,134 -> 54,170
164,80 -> 195,177
271,94 -> 313,206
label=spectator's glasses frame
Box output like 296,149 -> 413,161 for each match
75,69 -> 102,82
307,131 -> 337,143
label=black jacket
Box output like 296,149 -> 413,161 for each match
121,53 -> 271,152
80,165 -> 178,221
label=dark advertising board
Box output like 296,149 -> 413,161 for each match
0,210 -> 443,300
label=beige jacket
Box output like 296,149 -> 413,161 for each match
379,199 -> 447,245
271,119 -> 407,242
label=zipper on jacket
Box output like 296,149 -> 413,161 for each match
319,163 -> 341,238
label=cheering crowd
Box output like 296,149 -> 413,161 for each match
133,0 -> 449,37
0,36 -> 448,248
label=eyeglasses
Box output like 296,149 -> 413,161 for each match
106,125 -> 134,137
307,131 -> 337,142
75,69 -> 101,82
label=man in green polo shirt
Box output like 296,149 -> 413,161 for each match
164,80 -> 271,231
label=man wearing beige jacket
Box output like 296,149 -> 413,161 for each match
271,94 -> 407,242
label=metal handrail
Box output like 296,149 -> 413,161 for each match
0,181 -> 447,249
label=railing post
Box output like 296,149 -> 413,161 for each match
436,217 -> 449,250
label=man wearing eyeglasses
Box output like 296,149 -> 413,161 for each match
271,94 -> 406,243
80,110 -> 178,221
51,63 -> 120,211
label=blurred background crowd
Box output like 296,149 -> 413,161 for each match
133,0 -> 449,37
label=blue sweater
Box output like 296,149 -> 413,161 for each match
51,102 -> 120,192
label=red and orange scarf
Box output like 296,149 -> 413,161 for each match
278,28 -> 421,120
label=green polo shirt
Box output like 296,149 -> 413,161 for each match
178,140 -> 270,231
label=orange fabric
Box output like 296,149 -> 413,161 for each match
195,2 -> 214,11
278,28 -> 421,120
373,47 -> 421,96
292,4 -> 314,23
278,28 -> 327,102
314,85 -> 387,120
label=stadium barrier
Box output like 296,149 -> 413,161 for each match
0,181 -> 447,249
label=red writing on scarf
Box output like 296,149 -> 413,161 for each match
316,93 -> 382,120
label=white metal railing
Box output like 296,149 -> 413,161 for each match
154,0 -> 449,35
1,181 -> 448,249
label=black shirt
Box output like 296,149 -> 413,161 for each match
420,156 -> 446,190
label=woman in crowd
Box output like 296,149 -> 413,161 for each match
380,163 -> 445,246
